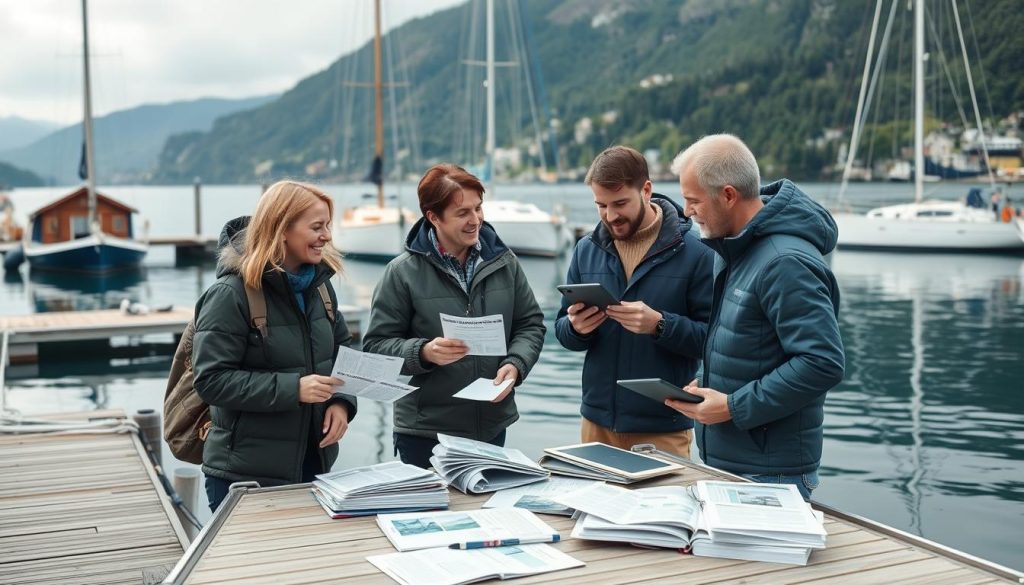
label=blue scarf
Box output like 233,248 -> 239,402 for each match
285,264 -> 316,314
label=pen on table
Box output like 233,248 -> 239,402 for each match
448,535 -> 561,549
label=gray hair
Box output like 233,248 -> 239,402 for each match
670,134 -> 761,200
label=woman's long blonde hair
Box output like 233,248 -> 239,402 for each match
240,180 -> 343,289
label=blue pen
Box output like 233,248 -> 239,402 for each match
448,535 -> 560,549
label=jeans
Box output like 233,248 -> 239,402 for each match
742,471 -> 820,501
205,446 -> 323,512
394,429 -> 507,469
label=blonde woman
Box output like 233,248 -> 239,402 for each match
193,181 -> 356,511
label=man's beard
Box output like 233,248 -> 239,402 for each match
604,200 -> 646,241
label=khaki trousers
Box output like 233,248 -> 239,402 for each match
580,417 -> 693,458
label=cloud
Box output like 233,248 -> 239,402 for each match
0,0 -> 463,123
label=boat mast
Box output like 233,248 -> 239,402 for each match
81,0 -> 98,233
373,0 -> 385,208
913,0 -> 924,204
485,0 -> 496,193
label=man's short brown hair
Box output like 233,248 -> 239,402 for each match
584,146 -> 649,191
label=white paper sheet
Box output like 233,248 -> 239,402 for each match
331,346 -> 417,403
439,313 -> 507,356
453,377 -> 513,401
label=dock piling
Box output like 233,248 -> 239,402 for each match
173,467 -> 201,541
133,409 -> 162,466
193,177 -> 202,237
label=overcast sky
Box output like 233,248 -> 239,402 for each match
0,0 -> 464,125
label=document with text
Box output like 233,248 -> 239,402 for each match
331,346 -> 417,403
440,314 -> 507,356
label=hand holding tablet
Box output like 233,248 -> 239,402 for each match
617,378 -> 705,405
556,283 -> 619,311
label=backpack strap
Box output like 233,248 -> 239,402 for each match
317,283 -> 335,323
244,284 -> 269,338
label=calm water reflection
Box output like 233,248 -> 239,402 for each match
2,184 -> 1022,571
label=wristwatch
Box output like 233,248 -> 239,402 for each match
654,317 -> 666,338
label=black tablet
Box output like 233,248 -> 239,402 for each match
617,378 -> 704,404
556,283 -> 619,311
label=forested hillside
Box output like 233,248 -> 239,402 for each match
152,0 -> 1023,184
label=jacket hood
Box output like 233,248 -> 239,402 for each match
709,179 -> 837,259
216,215 -> 250,277
591,193 -> 694,253
405,216 -> 510,262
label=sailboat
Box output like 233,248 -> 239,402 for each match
333,0 -> 417,261
464,0 -> 570,258
832,0 -> 1024,253
22,0 -> 148,273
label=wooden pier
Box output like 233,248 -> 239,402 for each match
0,307 -> 193,364
0,410 -> 189,585
1,304 -> 371,365
164,458 -> 1023,585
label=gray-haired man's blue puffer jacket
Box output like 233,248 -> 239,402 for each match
697,179 -> 845,476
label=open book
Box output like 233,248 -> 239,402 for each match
367,543 -> 583,585
430,434 -> 549,494
555,481 -> 827,565
376,508 -> 560,552
311,461 -> 449,518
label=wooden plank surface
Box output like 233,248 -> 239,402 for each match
0,412 -> 188,585
0,307 -> 193,343
179,463 -> 1020,585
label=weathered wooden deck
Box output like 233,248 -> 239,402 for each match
166,459 -> 1023,585
0,410 -> 189,584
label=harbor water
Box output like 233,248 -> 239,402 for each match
2,181 -> 1022,571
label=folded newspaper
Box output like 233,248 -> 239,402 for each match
555,481 -> 826,565
311,461 -> 449,518
429,434 -> 549,494
367,543 -> 584,585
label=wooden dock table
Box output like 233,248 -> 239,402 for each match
165,458 -> 1023,585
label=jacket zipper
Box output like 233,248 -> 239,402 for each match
287,279 -> 318,482
701,265 -> 729,462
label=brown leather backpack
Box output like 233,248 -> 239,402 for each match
162,282 -> 334,464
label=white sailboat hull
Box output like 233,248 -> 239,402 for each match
834,202 -> 1024,252
334,206 -> 417,261
482,200 -> 570,257
487,220 -> 570,257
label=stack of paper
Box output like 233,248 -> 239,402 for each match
429,434 -> 549,494
311,461 -> 449,518
688,481 -> 827,565
555,481 -> 827,566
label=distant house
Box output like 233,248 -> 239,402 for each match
29,187 -> 136,244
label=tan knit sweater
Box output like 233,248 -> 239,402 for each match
613,202 -> 662,281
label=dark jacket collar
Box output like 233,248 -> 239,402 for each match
702,179 -> 838,263
405,216 -> 509,263
591,193 -> 693,257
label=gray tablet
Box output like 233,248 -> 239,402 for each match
617,378 -> 704,404
556,283 -> 619,311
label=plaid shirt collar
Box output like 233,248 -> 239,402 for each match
428,227 -> 481,293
